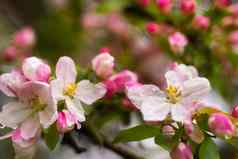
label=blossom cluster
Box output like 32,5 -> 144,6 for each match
0,51 -> 238,159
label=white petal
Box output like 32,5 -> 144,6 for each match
76,80 -> 106,105
182,77 -> 210,100
165,70 -> 183,87
0,102 -> 33,129
65,97 -> 85,122
126,84 -> 164,109
39,95 -> 58,129
50,79 -> 65,101
56,56 -> 77,85
141,96 -> 170,122
20,115 -> 40,140
171,104 -> 187,122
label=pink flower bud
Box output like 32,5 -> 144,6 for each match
214,0 -> 231,9
208,113 -> 235,137
82,14 -> 106,29
13,27 -> 36,49
57,110 -> 78,133
184,121 -> 204,144
110,70 -> 138,92
100,47 -> 110,53
146,22 -> 159,34
156,0 -> 173,14
180,0 -> 196,15
92,52 -> 114,79
170,143 -> 193,159
22,57 -> 51,82
229,31 -> 238,44
137,0 -> 150,7
193,16 -> 210,30
232,106 -> 238,118
162,125 -> 175,136
168,32 -> 188,53
2,46 -> 18,62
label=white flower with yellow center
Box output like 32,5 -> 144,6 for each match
127,64 -> 210,122
50,56 -> 107,123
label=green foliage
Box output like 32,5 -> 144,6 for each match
43,123 -> 61,151
113,124 -> 161,143
199,137 -> 220,159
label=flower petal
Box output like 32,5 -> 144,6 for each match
171,104 -> 187,122
0,102 -> 33,129
76,80 -> 106,105
182,77 -> 210,100
50,79 -> 65,101
20,115 -> 40,140
13,141 -> 36,159
126,84 -> 164,109
141,96 -> 170,122
65,97 -> 85,122
56,56 -> 77,85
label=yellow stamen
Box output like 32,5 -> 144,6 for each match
64,83 -> 77,97
166,85 -> 182,104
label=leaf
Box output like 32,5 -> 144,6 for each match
199,137 -> 220,159
113,124 -> 161,143
43,124 -> 61,151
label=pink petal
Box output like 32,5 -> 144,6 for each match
20,115 -> 40,140
65,97 -> 85,122
171,105 -> 187,122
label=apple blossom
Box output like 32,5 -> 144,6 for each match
214,0 -> 231,9
180,0 -> 196,15
57,110 -> 82,133
208,113 -> 235,137
22,57 -> 51,83
13,27 -> 36,49
2,46 -> 18,62
229,3 -> 238,16
92,52 -> 115,79
146,22 -> 159,34
170,143 -> 193,159
51,56 -> 106,128
156,0 -> 173,14
137,0 -> 150,7
168,32 -> 188,54
193,16 -> 210,30
127,64 -> 210,123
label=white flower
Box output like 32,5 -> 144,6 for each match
127,64 -> 210,122
50,56 -> 107,124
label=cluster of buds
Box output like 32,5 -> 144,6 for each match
1,27 -> 36,62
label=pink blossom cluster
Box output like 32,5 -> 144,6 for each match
1,27 -> 36,62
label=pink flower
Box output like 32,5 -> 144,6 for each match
57,110 -> 82,133
229,3 -> 238,16
193,16 -> 210,30
180,0 -> 196,14
228,31 -> 238,52
170,143 -> 193,159
0,81 -> 57,130
184,121 -> 204,144
13,27 -> 36,49
51,57 -> 106,127
208,113 -> 235,137
82,14 -> 106,29
0,70 -> 27,97
232,106 -> 238,118
92,52 -> 115,79
156,0 -> 173,14
214,0 -> 231,9
2,46 -> 18,62
169,32 -> 188,53
100,47 -> 110,53
22,57 -> 51,83
127,64 -> 210,123
146,22 -> 159,34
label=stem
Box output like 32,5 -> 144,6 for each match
83,121 -> 145,159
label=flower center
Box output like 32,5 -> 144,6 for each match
166,85 -> 182,104
31,98 -> 47,112
64,83 -> 77,97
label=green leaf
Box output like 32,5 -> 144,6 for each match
43,124 -> 61,151
155,134 -> 177,150
199,137 -> 220,159
113,124 -> 161,143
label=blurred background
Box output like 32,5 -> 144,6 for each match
1,0 -> 238,158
